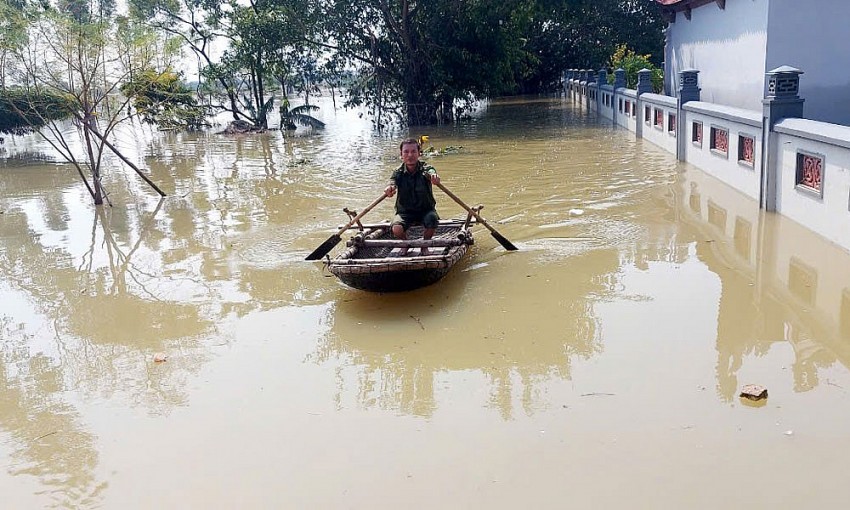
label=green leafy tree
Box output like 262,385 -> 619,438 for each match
315,0 -> 535,126
0,0 -> 31,89
128,0 -> 249,124
4,2 -> 166,204
131,0 -> 321,130
523,0 -> 664,92
120,68 -> 209,130
609,44 -> 662,92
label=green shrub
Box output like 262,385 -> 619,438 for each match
0,88 -> 75,135
608,44 -> 663,93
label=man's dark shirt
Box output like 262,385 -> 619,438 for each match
388,161 -> 437,215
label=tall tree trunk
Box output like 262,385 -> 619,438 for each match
438,94 -> 454,123
404,63 -> 437,126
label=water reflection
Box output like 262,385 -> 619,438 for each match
1,313 -> 105,507
678,166 -> 850,398
3,94 -> 850,506
315,247 -> 615,419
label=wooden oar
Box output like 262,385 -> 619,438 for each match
435,182 -> 518,251
305,193 -> 388,260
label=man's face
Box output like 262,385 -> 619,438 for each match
400,143 -> 421,168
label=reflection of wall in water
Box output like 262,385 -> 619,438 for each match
680,163 -> 850,395
733,218 -> 752,263
706,200 -> 727,231
788,257 -> 817,306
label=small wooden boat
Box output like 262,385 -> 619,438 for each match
326,219 -> 476,292
306,183 -> 516,289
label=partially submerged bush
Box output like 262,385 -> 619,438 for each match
0,88 -> 75,135
120,69 -> 209,131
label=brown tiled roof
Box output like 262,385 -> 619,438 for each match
656,0 -> 723,10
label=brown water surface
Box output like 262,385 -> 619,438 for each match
2,96 -> 850,509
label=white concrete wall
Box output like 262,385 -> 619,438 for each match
766,0 -> 850,125
683,102 -> 763,201
614,91 -> 639,132
599,89 -> 614,121
664,0 -> 769,110
640,95 -> 678,156
774,119 -> 850,252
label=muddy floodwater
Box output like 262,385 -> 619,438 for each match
3,95 -> 850,509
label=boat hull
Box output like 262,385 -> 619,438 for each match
326,223 -> 472,292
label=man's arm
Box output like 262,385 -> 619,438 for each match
385,168 -> 400,196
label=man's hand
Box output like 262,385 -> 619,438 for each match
384,184 -> 397,197
429,173 -> 440,185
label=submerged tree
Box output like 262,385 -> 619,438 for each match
278,97 -> 324,130
315,0 -> 534,126
0,87 -> 74,134
120,68 -> 209,130
124,0 -> 663,127
3,1 -> 166,205
130,0 -> 324,131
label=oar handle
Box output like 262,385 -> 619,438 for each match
436,182 -> 518,251
435,182 -> 496,233
337,192 -> 387,234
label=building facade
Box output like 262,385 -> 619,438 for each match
659,0 -> 850,125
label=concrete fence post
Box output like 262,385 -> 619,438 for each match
587,70 -> 597,111
677,69 -> 701,161
597,69 -> 607,114
636,69 -> 654,139
570,69 -> 578,97
582,70 -> 591,108
613,68 -> 626,125
761,66 -> 805,211
636,69 -> 653,95
613,68 -> 627,88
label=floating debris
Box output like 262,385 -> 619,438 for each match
740,384 -> 768,401
153,353 -> 168,363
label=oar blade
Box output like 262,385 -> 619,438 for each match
490,230 -> 518,251
305,234 -> 341,260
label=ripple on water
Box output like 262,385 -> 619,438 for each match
230,229 -> 308,267
521,236 -> 602,261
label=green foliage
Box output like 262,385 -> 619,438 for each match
0,88 -> 74,135
278,98 -> 324,130
319,0 -> 538,125
523,0 -> 665,92
133,0 -> 322,129
609,44 -> 663,92
126,0 -> 665,127
120,69 -> 209,130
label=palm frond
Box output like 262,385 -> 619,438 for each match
289,104 -> 319,115
288,113 -> 325,129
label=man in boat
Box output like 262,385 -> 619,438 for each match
384,137 -> 441,255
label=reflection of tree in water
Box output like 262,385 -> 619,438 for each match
0,195 -> 218,503
0,132 -> 362,500
313,251 -> 614,419
0,316 -> 105,508
0,199 -> 218,397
